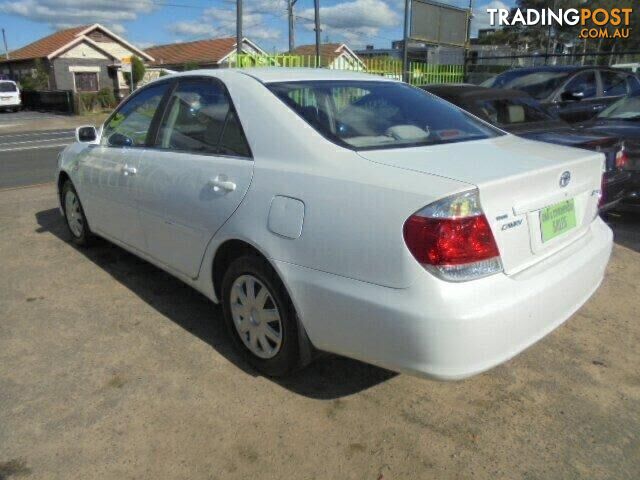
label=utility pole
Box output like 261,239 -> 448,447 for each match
287,0 -> 297,52
2,28 -> 9,60
402,0 -> 410,82
236,0 -> 243,60
314,0 -> 321,66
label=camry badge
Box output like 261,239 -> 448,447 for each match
559,171 -> 571,188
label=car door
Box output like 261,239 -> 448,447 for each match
551,70 -> 601,123
78,81 -> 171,250
135,77 -> 254,278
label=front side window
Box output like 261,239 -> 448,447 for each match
477,97 -> 555,126
268,81 -> 501,150
561,71 -> 597,99
102,82 -> 169,147
601,71 -> 629,97
75,72 -> 99,92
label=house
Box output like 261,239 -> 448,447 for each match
287,43 -> 365,70
145,37 -> 267,71
0,24 -> 153,96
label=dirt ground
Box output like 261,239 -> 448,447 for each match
1,184 -> 639,480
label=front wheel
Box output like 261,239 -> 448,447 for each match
221,255 -> 301,377
61,180 -> 93,246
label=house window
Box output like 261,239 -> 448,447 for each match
74,72 -> 99,92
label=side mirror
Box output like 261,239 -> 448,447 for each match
76,125 -> 97,143
108,132 -> 133,147
561,90 -> 585,102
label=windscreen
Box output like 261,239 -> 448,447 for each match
475,97 -> 559,126
483,71 -> 570,99
268,81 -> 501,150
0,82 -> 17,92
599,94 -> 640,120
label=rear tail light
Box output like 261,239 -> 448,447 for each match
403,190 -> 502,282
615,145 -> 629,169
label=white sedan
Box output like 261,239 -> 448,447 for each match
57,68 -> 612,380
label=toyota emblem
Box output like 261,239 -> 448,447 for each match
559,171 -> 571,188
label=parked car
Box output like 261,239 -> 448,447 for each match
421,84 -> 631,211
0,80 -> 21,112
577,92 -> 640,211
482,66 -> 640,123
57,69 -> 612,380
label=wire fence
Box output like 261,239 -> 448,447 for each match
228,54 -> 465,86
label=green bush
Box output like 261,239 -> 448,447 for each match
123,56 -> 146,89
96,88 -> 116,109
75,92 -> 99,114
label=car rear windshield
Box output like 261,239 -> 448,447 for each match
0,82 -> 17,92
475,96 -> 559,126
268,81 -> 501,150
483,71 -> 571,100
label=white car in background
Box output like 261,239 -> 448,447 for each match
56,69 -> 612,380
0,80 -> 21,112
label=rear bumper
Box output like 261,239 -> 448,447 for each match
276,218 -> 612,380
617,171 -> 640,211
601,169 -> 631,211
0,98 -> 21,108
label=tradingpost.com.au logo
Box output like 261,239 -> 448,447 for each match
488,7 -> 633,40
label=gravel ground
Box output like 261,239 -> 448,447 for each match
0,184 -> 639,480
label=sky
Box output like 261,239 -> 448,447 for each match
0,0 -> 514,53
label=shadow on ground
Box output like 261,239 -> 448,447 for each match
35,208 -> 396,399
606,210 -> 640,253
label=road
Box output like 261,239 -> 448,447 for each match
0,129 -> 74,189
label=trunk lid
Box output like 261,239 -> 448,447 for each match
358,134 -> 604,275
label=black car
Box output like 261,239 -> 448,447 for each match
482,66 -> 640,123
577,92 -> 640,211
421,84 -> 631,211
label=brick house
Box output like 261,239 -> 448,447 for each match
287,43 -> 365,70
0,24 -> 153,96
145,37 -> 267,71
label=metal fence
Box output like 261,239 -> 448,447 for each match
20,90 -> 74,114
228,54 -> 464,86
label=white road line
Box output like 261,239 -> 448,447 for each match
0,137 -> 74,147
0,181 -> 55,192
0,130 -> 75,139
0,143 -> 69,153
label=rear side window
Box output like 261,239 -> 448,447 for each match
601,71 -> 629,97
156,78 -> 251,157
0,82 -> 17,92
102,83 -> 169,147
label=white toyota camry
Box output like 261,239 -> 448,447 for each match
57,68 -> 612,380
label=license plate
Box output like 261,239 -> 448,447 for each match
540,199 -> 577,243
0,96 -> 10,100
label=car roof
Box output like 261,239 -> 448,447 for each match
422,84 -> 529,101
165,67 -> 398,84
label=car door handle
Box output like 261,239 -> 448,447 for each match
593,104 -> 606,111
208,177 -> 236,193
121,165 -> 137,176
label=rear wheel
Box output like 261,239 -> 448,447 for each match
61,180 -> 93,246
221,254 -> 300,377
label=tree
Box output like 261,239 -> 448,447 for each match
20,59 -> 49,91
123,56 -> 145,90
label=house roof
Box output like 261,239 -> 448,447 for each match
146,37 -> 241,67
0,24 -> 153,63
3,25 -> 88,62
286,43 -> 364,67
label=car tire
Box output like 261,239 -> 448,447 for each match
61,180 -> 93,247
221,254 -> 301,377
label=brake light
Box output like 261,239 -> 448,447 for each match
615,146 -> 628,169
403,190 -> 502,282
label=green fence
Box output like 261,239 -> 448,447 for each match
229,54 -> 464,85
